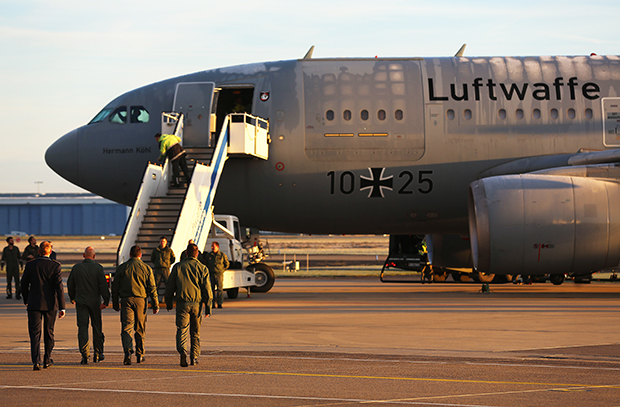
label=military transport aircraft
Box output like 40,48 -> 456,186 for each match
45,48 -> 620,283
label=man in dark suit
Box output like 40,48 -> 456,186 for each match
21,240 -> 66,371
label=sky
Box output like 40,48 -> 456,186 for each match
1,0 -> 619,194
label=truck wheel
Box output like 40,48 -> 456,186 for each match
226,288 -> 239,299
247,263 -> 275,292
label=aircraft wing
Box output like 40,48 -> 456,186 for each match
478,148 -> 620,181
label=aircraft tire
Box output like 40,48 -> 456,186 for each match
451,272 -> 473,282
432,270 -> 448,282
549,274 -> 565,285
474,272 -> 495,283
247,263 -> 275,292
226,288 -> 239,299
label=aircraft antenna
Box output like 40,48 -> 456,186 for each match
454,44 -> 467,57
303,46 -> 315,60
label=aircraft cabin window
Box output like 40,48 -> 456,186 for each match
567,108 -> 576,119
533,108 -> 541,119
109,107 -> 127,124
516,109 -> 524,120
378,109 -> 386,121
395,109 -> 404,121
463,109 -> 472,120
326,110 -> 334,121
550,108 -> 559,120
446,109 -> 455,120
89,108 -> 113,124
343,110 -> 352,121
585,108 -> 593,119
130,106 -> 150,123
361,110 -> 369,121
498,109 -> 507,120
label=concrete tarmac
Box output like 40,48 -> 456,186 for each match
1,277 -> 619,406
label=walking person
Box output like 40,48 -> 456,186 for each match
204,241 -> 229,309
112,245 -> 159,365
1,236 -> 23,299
67,246 -> 110,364
22,236 -> 39,263
165,243 -> 212,367
150,236 -> 175,292
20,241 -> 65,370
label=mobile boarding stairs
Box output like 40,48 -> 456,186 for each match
117,112 -> 270,296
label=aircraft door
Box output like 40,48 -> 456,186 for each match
603,97 -> 620,147
173,82 -> 216,147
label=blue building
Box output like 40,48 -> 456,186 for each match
0,194 -> 130,236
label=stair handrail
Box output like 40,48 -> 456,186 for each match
169,115 -> 231,262
116,160 -> 170,265
117,112 -> 184,265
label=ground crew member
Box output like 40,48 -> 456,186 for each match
155,132 -> 190,187
67,246 -> 110,365
165,243 -> 212,367
150,236 -> 175,291
22,236 -> 39,263
204,241 -> 229,309
1,236 -> 23,299
112,245 -> 159,365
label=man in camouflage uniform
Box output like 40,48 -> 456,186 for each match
22,236 -> 39,263
112,245 -> 159,365
204,241 -> 229,309
150,236 -> 175,292
1,237 -> 23,299
165,243 -> 212,367
67,246 -> 110,364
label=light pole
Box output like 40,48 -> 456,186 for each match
35,181 -> 43,194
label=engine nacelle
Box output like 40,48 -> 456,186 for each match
426,234 -> 472,268
468,174 -> 620,275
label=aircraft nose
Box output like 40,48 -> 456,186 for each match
45,128 -> 79,184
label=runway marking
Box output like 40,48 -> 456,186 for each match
369,385 -> 603,405
6,350 -> 620,372
0,385 -> 510,406
2,364 -> 620,390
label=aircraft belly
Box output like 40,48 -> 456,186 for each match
213,158 -> 485,235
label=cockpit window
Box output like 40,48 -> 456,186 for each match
89,108 -> 113,124
109,107 -> 127,124
130,106 -> 150,123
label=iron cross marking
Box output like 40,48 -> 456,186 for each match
360,167 -> 393,198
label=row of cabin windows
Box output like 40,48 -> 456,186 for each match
89,106 -> 150,124
326,109 -> 404,122
446,107 -> 594,121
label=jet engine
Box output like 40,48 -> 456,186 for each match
468,174 -> 620,275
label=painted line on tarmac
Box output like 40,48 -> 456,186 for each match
2,364 -> 620,389
199,354 -> 620,371
372,385 -> 602,405
0,385 -> 504,406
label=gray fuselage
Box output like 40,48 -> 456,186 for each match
46,55 -> 620,234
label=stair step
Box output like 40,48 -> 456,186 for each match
147,201 -> 183,208
144,210 -> 180,216
143,215 -> 179,222
140,225 -> 177,232
140,228 -> 177,234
